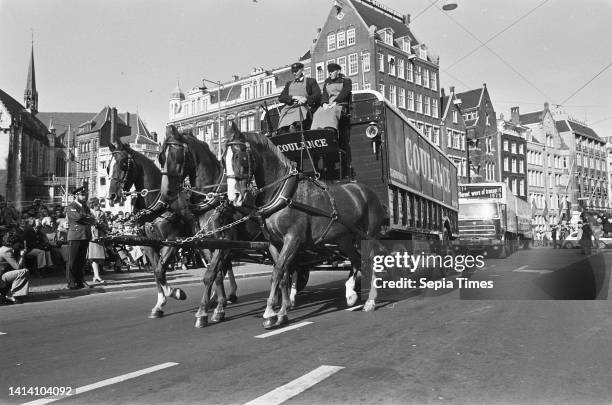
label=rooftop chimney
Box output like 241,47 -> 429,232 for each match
449,86 -> 455,94
403,14 -> 411,25
125,112 -> 130,128
510,106 -> 520,125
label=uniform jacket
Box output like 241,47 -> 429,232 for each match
66,201 -> 96,241
321,74 -> 352,105
278,76 -> 321,109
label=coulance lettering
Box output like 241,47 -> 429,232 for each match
277,138 -> 328,152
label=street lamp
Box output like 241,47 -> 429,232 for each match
201,77 -> 223,159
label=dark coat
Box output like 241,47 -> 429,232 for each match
321,74 -> 352,105
66,201 -> 96,241
278,77 -> 321,109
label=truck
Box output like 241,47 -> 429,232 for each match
455,182 -> 532,258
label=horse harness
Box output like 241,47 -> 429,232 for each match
226,137 -> 365,245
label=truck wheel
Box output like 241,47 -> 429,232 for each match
497,244 -> 508,259
598,241 -> 606,250
563,242 -> 573,249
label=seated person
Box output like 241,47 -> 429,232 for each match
24,219 -> 54,273
0,233 -> 30,304
277,62 -> 321,133
311,62 -> 352,131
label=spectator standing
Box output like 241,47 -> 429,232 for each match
66,186 -> 96,289
87,201 -> 107,284
551,226 -> 558,249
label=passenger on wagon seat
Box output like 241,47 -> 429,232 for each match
312,63 -> 353,179
277,62 -> 321,134
311,63 -> 352,131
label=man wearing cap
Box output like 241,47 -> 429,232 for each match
0,233 -> 30,304
66,186 -> 97,289
311,63 -> 353,177
277,62 -> 321,133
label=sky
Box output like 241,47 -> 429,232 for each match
1,0 -> 611,139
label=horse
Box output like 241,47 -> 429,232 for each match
157,125 -> 243,327
106,136 -> 193,318
224,122 -> 386,329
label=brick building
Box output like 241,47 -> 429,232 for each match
440,86 -> 468,182
497,107 -> 528,201
455,84 -> 499,183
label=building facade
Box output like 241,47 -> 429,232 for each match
520,103 -> 572,228
440,86 -> 468,182
497,107 -> 528,201
455,84 -> 499,183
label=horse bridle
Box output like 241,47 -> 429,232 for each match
109,150 -> 136,192
224,139 -> 255,185
160,138 -> 195,187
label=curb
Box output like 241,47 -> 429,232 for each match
27,271 -> 272,301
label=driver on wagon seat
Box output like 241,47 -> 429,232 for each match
277,62 -> 321,134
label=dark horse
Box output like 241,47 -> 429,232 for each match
224,122 -> 385,328
107,136 -> 193,318
157,125 -> 241,327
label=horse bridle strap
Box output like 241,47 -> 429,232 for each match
111,150 -> 135,190
225,140 -> 255,182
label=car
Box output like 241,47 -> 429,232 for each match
562,231 -> 612,249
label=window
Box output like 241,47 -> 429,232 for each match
423,96 -> 430,116
503,140 -> 509,151
431,98 -> 438,118
347,28 -> 356,46
430,72 -> 438,91
327,33 -> 336,51
504,157 -> 509,171
337,31 -> 346,49
423,69 -> 430,88
452,110 -> 458,123
519,159 -> 524,173
418,46 -> 427,60
388,55 -> 396,76
315,62 -> 325,82
389,84 -> 397,106
433,127 -> 440,146
416,94 -> 422,113
397,59 -> 405,79
362,52 -> 371,72
398,87 -> 406,109
383,30 -> 393,45
447,130 -> 453,148
407,90 -> 414,111
512,158 -> 517,173
243,87 -> 250,100
337,56 -> 347,74
304,67 -> 311,78
518,144 -> 524,154
364,82 -> 371,90
348,53 -> 358,76
415,65 -> 422,85
407,63 -> 414,82
378,53 -> 384,72
379,83 -> 385,98
352,82 -> 359,91
424,125 -> 432,141
511,142 -> 516,154
402,39 -> 411,53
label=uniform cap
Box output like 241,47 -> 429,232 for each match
291,62 -> 304,73
73,186 -> 88,196
327,63 -> 341,72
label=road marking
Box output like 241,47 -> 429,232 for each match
0,332 -> 6,336
244,365 -> 344,405
575,317 -> 612,340
513,268 -> 553,274
466,305 -> 494,315
254,321 -> 313,338
513,265 -> 528,271
22,362 -> 179,405
345,305 -> 363,311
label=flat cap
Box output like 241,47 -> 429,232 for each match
291,62 -> 304,72
327,62 -> 341,72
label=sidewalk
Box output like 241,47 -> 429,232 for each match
25,262 -> 273,302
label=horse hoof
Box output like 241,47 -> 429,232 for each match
275,315 -> 289,327
149,309 -> 164,318
263,316 -> 277,329
194,317 -> 208,328
211,311 -> 225,323
363,300 -> 376,312
171,288 -> 187,300
228,294 -> 238,304
346,292 -> 358,307
289,299 -> 296,309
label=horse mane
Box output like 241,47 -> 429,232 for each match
131,148 -> 160,174
182,133 -> 222,171
244,131 -> 293,169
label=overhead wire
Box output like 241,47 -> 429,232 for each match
558,61 -> 612,106
428,0 -> 553,101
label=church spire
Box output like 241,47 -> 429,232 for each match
24,37 -> 38,115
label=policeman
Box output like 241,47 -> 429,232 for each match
66,186 -> 96,289
277,62 -> 321,133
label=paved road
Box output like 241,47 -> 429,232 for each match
1,248 -> 612,404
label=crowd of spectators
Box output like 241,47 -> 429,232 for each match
0,197 -> 153,287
